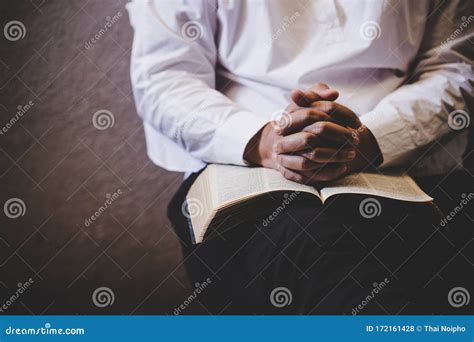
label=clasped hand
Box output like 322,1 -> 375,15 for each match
244,83 -> 382,184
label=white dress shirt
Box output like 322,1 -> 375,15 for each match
127,0 -> 473,176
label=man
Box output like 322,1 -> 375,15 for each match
128,0 -> 473,314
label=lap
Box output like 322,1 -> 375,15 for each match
167,169 -> 472,314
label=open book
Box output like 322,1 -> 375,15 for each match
185,164 -> 432,244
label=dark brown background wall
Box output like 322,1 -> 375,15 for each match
0,0 -> 194,314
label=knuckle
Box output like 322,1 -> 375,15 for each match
302,133 -> 313,145
300,157 -> 310,169
316,101 -> 333,113
310,148 -> 320,160
310,109 -> 324,120
282,168 -> 291,179
294,174 -> 304,183
315,82 -> 329,89
306,151 -> 316,161
325,102 -> 335,113
301,109 -> 312,121
315,111 -> 328,121
276,154 -> 284,165
286,103 -> 299,112
316,122 -> 328,134
289,173 -> 303,183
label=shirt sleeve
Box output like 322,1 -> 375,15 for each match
360,0 -> 473,167
127,0 -> 269,166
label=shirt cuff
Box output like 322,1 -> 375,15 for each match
359,107 -> 414,167
212,110 -> 269,166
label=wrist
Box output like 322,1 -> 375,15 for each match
362,126 -> 383,166
349,125 -> 383,171
244,123 -> 275,167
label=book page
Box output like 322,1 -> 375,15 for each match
320,170 -> 433,203
186,168 -> 215,243
261,167 -> 320,197
209,164 -> 319,206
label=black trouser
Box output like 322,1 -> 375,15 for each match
168,170 -> 473,315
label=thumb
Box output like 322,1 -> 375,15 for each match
291,86 -> 339,107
